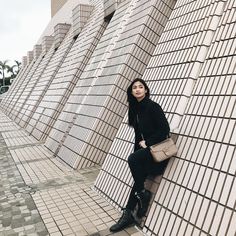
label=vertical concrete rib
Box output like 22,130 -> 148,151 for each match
29,1 -> 108,141
0,64 -> 31,112
19,27 -> 74,129
94,0 -> 230,228
45,0 -> 137,157
47,0 -> 174,169
10,46 -> 55,122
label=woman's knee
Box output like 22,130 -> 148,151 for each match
128,149 -> 148,166
128,153 -> 136,166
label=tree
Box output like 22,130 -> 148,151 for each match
11,60 -> 21,76
0,60 -> 9,86
0,60 -> 21,86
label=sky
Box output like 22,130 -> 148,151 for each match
0,0 -> 51,65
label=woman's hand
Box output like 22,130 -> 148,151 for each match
139,140 -> 147,148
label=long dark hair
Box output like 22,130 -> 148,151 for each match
127,78 -> 150,127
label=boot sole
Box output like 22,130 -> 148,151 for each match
110,221 -> 136,232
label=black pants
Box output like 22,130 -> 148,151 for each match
126,147 -> 168,211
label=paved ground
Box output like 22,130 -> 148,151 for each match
0,111 -> 144,236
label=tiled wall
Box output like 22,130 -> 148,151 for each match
103,0 -> 123,17
44,0 -> 175,169
54,23 -> 71,49
72,4 -> 95,37
44,0 -> 134,157
0,64 -> 30,110
28,0 -> 107,141
95,0 -> 224,206
1,36 -> 55,118
33,45 -> 42,60
6,56 -> 46,119
95,0 -> 236,235
143,1 -> 235,235
22,56 -> 28,67
42,36 -> 54,54
18,27 -> 74,129
27,51 -> 34,64
0,0 -> 235,235
9,47 -> 55,122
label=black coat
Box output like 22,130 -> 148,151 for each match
133,97 -> 170,152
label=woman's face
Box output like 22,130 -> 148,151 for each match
132,81 -> 147,102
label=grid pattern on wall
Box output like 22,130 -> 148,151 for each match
27,51 -> 34,64
2,34 -> 54,119
145,0 -> 229,130
94,114 -> 136,208
33,45 -> 42,60
94,0 -> 223,207
6,56 -> 45,119
1,55 -> 45,116
104,0 -> 119,17
27,1 -> 107,142
0,64 -> 31,112
72,4 -> 94,37
45,0 -> 175,170
44,0 -> 133,156
22,56 -> 28,67
54,23 -> 71,49
42,36 -> 54,54
8,47 -> 55,123
0,0 -> 235,235
17,27 -> 74,129
143,1 -> 236,235
94,1 -> 235,235
13,48 -> 56,124
3,35 -> 53,112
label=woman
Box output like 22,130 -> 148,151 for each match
110,78 -> 170,232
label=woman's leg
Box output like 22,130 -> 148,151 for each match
125,148 -> 153,217
110,148 -> 165,232
110,149 -> 152,232
127,148 -> 152,192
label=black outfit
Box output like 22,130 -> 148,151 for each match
110,97 -> 170,232
126,97 -> 170,211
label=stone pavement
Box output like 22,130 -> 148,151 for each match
0,111 -> 144,236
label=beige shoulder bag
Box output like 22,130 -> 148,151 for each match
137,115 -> 178,162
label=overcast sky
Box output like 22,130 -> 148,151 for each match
0,0 -> 51,65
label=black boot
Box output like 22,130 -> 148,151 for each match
136,189 -> 151,218
110,208 -> 135,232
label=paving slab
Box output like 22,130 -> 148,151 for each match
0,111 -> 144,236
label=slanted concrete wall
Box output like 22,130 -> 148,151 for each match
18,27 -> 74,129
28,0 -> 107,141
94,0 -> 236,235
54,23 -> 71,49
45,0 -> 174,169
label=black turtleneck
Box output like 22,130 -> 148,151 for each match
133,97 -> 170,152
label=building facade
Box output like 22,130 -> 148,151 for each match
51,0 -> 68,17
1,0 -> 235,235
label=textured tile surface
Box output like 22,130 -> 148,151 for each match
0,112 -> 141,236
0,0 -> 235,235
